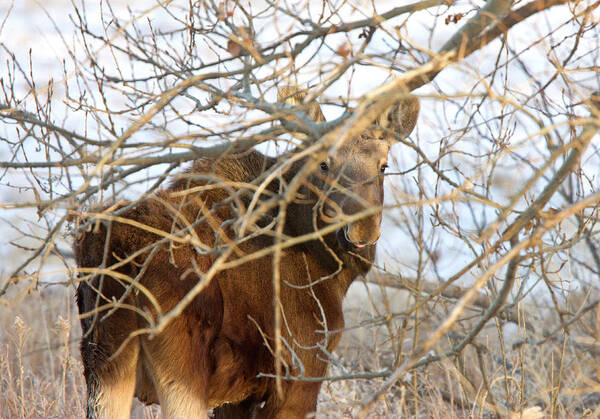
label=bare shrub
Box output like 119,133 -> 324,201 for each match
1,0 -> 600,417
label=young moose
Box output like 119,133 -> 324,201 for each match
74,87 -> 419,418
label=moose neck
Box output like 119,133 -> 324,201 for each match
177,149 -> 376,282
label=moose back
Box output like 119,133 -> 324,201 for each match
74,87 -> 419,418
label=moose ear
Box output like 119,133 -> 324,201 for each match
278,86 -> 326,123
376,94 -> 420,142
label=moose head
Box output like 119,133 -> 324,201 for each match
278,86 -> 420,255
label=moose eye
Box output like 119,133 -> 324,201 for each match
320,161 -> 329,172
380,164 -> 388,174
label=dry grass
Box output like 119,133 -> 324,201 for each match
2,280 -> 600,418
1,287 -> 84,418
0,285 -> 163,419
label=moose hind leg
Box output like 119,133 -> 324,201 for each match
78,278 -> 140,419
82,336 -> 139,419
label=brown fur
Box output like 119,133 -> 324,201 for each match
74,89 -> 419,419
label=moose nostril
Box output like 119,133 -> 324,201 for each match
343,227 -> 379,248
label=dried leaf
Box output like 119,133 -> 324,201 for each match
445,13 -> 464,25
227,27 -> 263,63
227,39 -> 242,57
336,42 -> 351,58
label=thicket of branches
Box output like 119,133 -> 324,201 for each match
1,0 -> 600,417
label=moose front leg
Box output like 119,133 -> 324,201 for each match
211,398 -> 260,419
257,380 -> 324,419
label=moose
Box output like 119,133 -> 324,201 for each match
74,86 -> 419,418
